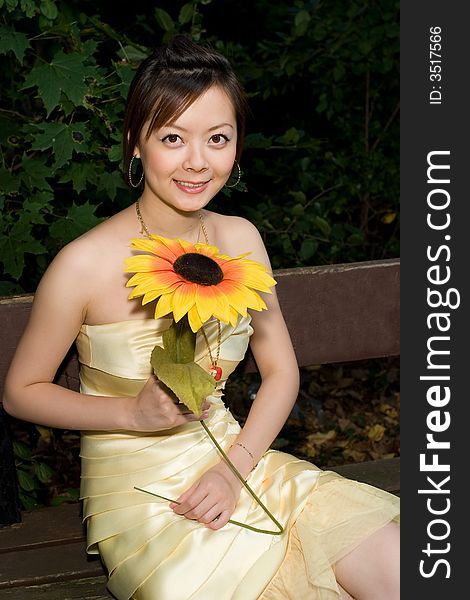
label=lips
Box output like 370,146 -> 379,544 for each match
174,180 -> 210,189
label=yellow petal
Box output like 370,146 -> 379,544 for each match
195,242 -> 221,257
154,292 -> 174,319
228,306 -> 240,326
129,237 -> 179,263
187,305 -> 203,332
172,284 -> 197,322
194,286 -> 217,323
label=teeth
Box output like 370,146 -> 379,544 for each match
176,180 -> 206,188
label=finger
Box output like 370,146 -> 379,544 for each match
198,505 -> 224,525
205,509 -> 231,530
183,496 -> 216,522
178,405 -> 210,420
171,484 -> 207,515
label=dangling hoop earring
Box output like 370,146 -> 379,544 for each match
128,155 -> 144,188
224,160 -> 242,188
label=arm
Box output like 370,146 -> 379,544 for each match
3,240 -> 206,432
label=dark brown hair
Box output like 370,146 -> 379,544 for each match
123,35 -> 249,185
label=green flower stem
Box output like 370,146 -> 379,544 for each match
200,420 -> 284,535
134,421 -> 284,536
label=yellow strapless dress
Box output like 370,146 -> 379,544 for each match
77,316 -> 399,600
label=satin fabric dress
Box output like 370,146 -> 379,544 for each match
77,315 -> 400,600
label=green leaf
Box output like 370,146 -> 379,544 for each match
34,461 -> 55,483
115,61 -> 135,98
179,3 -> 194,25
20,155 -> 52,192
108,143 -> 123,163
294,10 -> 310,36
40,0 -> 58,20
21,0 -> 39,18
0,219 -> 46,278
162,318 -> 198,364
299,238 -> 318,260
0,26 -> 31,63
0,167 -> 20,194
155,361 -> 216,416
17,469 -> 35,492
21,51 -> 95,116
116,45 -> 148,63
1,0 -> 19,12
19,491 -> 39,511
49,202 -> 104,244
31,122 -> 89,170
150,320 -> 216,415
13,440 -> 32,461
155,8 -> 174,32
20,197 -> 50,225
96,170 -> 127,200
314,216 -> 331,236
59,161 -> 98,194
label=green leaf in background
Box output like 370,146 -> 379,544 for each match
0,25 -> 31,62
155,7 -> 174,32
0,219 -> 46,278
20,155 -> 53,191
17,469 -> 35,492
34,461 -> 55,483
178,3 -> 194,25
40,0 -> 58,19
20,0 -> 38,18
13,440 -> 32,461
49,201 -> 104,244
0,166 -> 20,194
59,161 -> 99,194
31,122 -> 89,170
96,171 -> 127,200
21,51 -> 95,116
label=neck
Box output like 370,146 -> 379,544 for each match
136,196 -> 204,242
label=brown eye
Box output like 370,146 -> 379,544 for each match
162,133 -> 182,144
210,134 -> 229,145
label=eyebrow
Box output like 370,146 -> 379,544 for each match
163,123 -> 235,132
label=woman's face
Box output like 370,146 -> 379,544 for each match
135,85 -> 237,213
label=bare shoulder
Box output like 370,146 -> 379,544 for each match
46,207 -> 133,276
35,206 -> 135,310
204,212 -> 269,265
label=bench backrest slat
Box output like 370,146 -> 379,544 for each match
0,259 -> 399,394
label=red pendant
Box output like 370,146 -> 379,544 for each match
210,365 -> 222,381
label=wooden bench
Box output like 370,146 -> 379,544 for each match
0,258 -> 400,598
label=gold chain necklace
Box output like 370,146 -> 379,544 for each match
135,199 -> 222,381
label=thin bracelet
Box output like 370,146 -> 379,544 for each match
232,442 -> 256,471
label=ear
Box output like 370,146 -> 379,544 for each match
127,129 -> 140,159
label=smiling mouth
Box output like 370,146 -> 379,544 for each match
174,180 -> 210,189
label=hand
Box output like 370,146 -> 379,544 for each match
170,462 -> 243,530
132,375 -> 210,431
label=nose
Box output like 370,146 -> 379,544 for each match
182,143 -> 209,172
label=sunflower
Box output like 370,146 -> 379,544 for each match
124,235 -> 277,332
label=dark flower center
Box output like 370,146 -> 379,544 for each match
173,253 -> 224,285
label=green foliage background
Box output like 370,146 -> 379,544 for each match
1,0 -> 399,509
0,0 -> 399,296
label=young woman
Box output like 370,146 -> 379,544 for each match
4,36 -> 399,600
